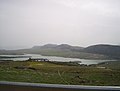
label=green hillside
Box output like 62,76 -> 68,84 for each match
1,44 -> 120,60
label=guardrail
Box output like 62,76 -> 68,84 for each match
0,81 -> 120,91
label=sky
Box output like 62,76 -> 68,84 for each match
0,0 -> 120,49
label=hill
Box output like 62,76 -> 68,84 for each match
31,44 -> 83,51
1,44 -> 120,60
82,44 -> 120,59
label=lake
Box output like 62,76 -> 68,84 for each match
0,54 -> 117,65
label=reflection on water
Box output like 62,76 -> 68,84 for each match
0,54 -> 116,65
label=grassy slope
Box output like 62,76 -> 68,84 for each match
26,49 -> 108,59
0,48 -> 109,59
0,61 -> 120,86
97,61 -> 120,70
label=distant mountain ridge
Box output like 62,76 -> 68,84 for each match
0,44 -> 120,59
32,44 -> 58,49
32,44 -> 83,51
82,44 -> 120,59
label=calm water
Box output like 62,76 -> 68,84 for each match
0,54 -> 116,65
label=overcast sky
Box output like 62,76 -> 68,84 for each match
0,0 -> 120,49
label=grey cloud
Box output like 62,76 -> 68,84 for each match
0,0 -> 120,49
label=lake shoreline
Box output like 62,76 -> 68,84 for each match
0,54 -> 117,65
